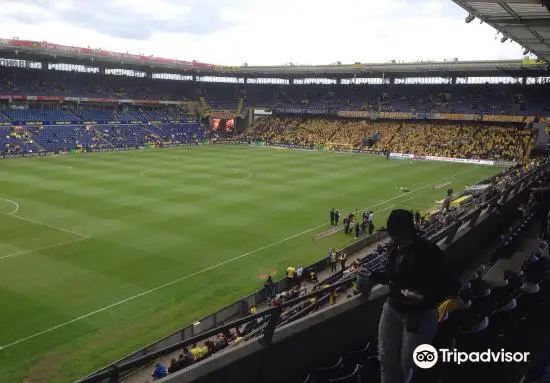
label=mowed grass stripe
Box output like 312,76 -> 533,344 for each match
0,146 -> 499,383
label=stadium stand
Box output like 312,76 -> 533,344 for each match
1,121 -> 205,155
272,84 -> 550,116
0,67 -> 196,100
244,117 -> 536,162
2,67 -> 550,116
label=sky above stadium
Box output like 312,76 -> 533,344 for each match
1,0 -> 526,66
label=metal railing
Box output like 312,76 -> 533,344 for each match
76,277 -> 355,383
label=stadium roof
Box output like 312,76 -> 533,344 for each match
452,0 -> 550,63
0,37 -> 548,78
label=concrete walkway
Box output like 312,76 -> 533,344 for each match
125,235 -> 388,383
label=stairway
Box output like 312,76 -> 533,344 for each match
198,96 -> 210,116
25,128 -> 45,152
387,124 -> 402,146
236,97 -> 245,116
327,125 -> 342,142
244,119 -> 260,136
132,111 -> 147,122
522,135 -> 536,163
68,110 -> 83,122
189,102 -> 204,119
141,125 -> 163,142
91,126 -> 114,147
0,111 -> 12,124
66,108 -> 84,122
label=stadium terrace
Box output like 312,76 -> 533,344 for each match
0,33 -> 549,383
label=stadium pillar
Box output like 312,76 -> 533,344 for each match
193,74 -> 197,82
99,67 -> 106,75
147,70 -> 152,79
289,78 -> 294,85
244,77 -> 248,84
522,76 -> 527,86
452,76 -> 457,85
389,77 -> 394,85
336,77 -> 341,85
41,61 -> 48,71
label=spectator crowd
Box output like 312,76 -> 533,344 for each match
245,116 -> 535,162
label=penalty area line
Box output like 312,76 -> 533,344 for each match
0,167 -> 474,350
0,237 -> 91,261
0,213 -> 90,239
0,196 -> 89,239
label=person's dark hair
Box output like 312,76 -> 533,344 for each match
386,209 -> 416,237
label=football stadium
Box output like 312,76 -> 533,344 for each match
1,1 -> 550,383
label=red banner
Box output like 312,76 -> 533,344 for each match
36,96 -> 64,101
210,110 -> 236,119
0,94 -> 185,105
0,38 -> 216,69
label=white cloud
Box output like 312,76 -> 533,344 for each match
0,0 -> 524,65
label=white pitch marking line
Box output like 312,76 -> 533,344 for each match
396,195 -> 417,205
0,197 -> 19,215
1,213 -> 90,239
0,166 -> 476,350
0,237 -> 91,261
139,168 -> 160,177
376,205 -> 396,214
1,197 -> 88,238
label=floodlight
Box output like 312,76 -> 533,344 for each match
465,14 -> 475,23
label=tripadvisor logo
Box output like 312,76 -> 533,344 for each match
413,344 -> 530,369
413,344 -> 438,369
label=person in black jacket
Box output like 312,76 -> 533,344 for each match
366,209 -> 459,383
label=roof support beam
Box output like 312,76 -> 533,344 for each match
530,30 -> 546,44
459,0 -> 542,3
451,0 -> 550,62
498,1 -> 522,21
484,17 -> 550,26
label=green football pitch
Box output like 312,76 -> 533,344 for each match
0,145 -> 499,383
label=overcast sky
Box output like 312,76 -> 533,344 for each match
0,0 -> 525,66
